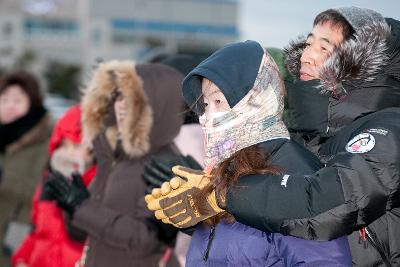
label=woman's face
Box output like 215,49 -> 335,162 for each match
201,78 -> 230,117
51,139 -> 93,177
114,90 -> 127,132
0,85 -> 30,124
58,139 -> 92,163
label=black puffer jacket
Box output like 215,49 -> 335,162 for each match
226,18 -> 400,266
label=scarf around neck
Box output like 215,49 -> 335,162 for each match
0,106 -> 46,153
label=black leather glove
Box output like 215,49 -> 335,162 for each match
146,216 -> 178,246
44,171 -> 90,216
143,155 -> 202,190
40,178 -> 57,200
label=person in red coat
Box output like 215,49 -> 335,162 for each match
12,105 -> 96,267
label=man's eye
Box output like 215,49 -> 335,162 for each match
305,42 -> 311,47
215,99 -> 221,104
321,46 -> 332,54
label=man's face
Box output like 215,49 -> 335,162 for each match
300,22 -> 345,81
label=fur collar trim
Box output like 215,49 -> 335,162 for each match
81,60 -> 152,158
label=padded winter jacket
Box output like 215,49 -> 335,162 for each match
226,18 -> 400,266
73,62 -> 183,267
187,139 -> 352,267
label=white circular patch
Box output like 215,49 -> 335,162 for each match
345,133 -> 376,154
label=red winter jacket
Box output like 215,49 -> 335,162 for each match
12,166 -> 96,267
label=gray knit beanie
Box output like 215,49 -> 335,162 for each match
334,6 -> 385,33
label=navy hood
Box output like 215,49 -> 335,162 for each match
182,40 -> 264,110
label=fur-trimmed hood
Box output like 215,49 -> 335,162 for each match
284,19 -> 392,94
284,18 -> 400,151
81,60 -> 184,158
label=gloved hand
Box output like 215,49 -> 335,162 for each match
143,155 -> 202,194
40,178 -> 57,200
145,166 -> 225,228
146,216 -> 178,246
44,171 -> 90,216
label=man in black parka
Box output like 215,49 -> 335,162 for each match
146,7 -> 400,266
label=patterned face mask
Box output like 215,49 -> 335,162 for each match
198,112 -> 229,128
201,51 -> 290,170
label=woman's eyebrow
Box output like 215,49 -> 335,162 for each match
209,90 -> 223,97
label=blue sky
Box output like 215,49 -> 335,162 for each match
239,0 -> 400,48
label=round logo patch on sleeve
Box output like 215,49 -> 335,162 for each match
345,133 -> 375,153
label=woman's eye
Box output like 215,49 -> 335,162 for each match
215,99 -> 221,104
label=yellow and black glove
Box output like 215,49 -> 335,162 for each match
145,166 -> 225,228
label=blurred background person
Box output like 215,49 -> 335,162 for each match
44,61 -> 184,267
0,70 -> 52,266
160,54 -> 205,166
11,105 -> 96,267
154,54 -> 204,267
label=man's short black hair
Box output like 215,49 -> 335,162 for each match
314,9 -> 356,41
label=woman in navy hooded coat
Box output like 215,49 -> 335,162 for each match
174,41 -> 352,266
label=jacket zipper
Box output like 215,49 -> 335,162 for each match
363,227 -> 393,267
203,226 -> 215,267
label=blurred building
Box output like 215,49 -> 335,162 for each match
0,0 -> 239,76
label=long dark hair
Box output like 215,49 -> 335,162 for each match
194,144 -> 281,226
